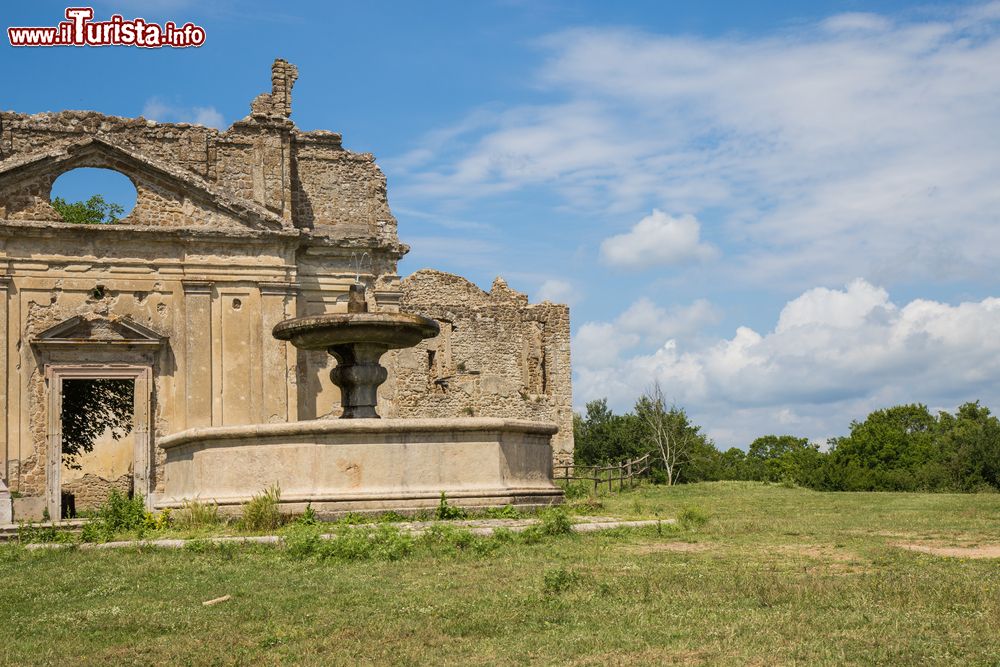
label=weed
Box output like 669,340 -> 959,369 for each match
97,489 -> 146,535
435,492 -> 467,520
298,503 -> 318,526
519,524 -> 544,545
480,504 -> 521,519
319,525 -> 413,562
184,538 -> 211,554
143,508 -> 172,532
173,499 -> 221,530
559,479 -> 593,500
542,566 -> 579,594
216,540 -> 238,561
678,506 -> 709,531
539,507 -> 573,536
491,527 -> 515,544
284,523 -> 322,559
17,522 -> 73,545
241,485 -> 284,532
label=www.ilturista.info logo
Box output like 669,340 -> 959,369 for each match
8,7 -> 205,48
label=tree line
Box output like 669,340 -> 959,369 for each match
574,386 -> 1000,492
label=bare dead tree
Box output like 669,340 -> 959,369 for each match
636,381 -> 690,485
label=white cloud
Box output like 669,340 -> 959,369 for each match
600,210 -> 717,268
536,279 -> 577,305
142,97 -> 226,129
392,4 -> 1000,287
574,279 -> 1000,446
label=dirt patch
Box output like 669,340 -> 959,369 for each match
626,541 -> 711,554
895,542 -> 1000,559
775,544 -> 861,562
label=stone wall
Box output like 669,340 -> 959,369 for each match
383,270 -> 573,465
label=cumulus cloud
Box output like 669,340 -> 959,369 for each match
142,98 -> 226,129
392,4 -> 1000,287
574,279 -> 1000,446
600,210 -> 717,268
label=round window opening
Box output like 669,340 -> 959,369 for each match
50,168 -> 137,224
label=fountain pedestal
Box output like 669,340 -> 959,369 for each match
272,305 -> 440,419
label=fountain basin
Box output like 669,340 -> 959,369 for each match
272,312 -> 440,350
273,312 -> 440,419
156,418 -> 563,515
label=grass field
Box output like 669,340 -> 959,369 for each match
2,482 -> 999,666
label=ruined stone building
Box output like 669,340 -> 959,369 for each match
0,59 -> 572,522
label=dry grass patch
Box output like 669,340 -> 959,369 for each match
625,541 -> 712,554
894,542 -> 1000,559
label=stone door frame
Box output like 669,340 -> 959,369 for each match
45,364 -> 153,521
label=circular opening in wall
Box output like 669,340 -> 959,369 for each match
50,168 -> 137,224
232,298 -> 242,310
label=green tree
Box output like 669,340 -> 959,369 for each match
51,194 -> 125,224
826,404 -> 940,491
938,401 -> 1000,491
573,398 -> 643,464
747,435 -> 824,485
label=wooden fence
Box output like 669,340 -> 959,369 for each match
553,453 -> 652,494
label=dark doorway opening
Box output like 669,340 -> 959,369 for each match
60,378 -> 135,517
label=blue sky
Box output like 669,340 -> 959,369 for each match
6,1 -> 1000,448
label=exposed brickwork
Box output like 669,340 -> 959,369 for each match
385,270 -> 573,465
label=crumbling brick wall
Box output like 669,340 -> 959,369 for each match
384,270 -> 573,465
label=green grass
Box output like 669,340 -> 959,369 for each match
2,482 -> 1000,665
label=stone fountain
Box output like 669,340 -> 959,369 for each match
156,285 -> 563,516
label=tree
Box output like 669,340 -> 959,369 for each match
634,382 -> 710,485
938,401 -> 1000,491
826,404 -> 940,491
61,379 -> 134,469
51,194 -> 124,224
747,435 -> 823,485
573,398 -> 643,464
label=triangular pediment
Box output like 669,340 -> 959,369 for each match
32,315 -> 166,347
0,137 -> 291,233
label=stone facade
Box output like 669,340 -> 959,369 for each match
0,59 -> 572,521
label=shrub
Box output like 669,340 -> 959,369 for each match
97,488 -> 146,535
143,508 -> 172,531
678,506 -> 709,530
539,506 -> 573,536
241,485 -> 284,532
